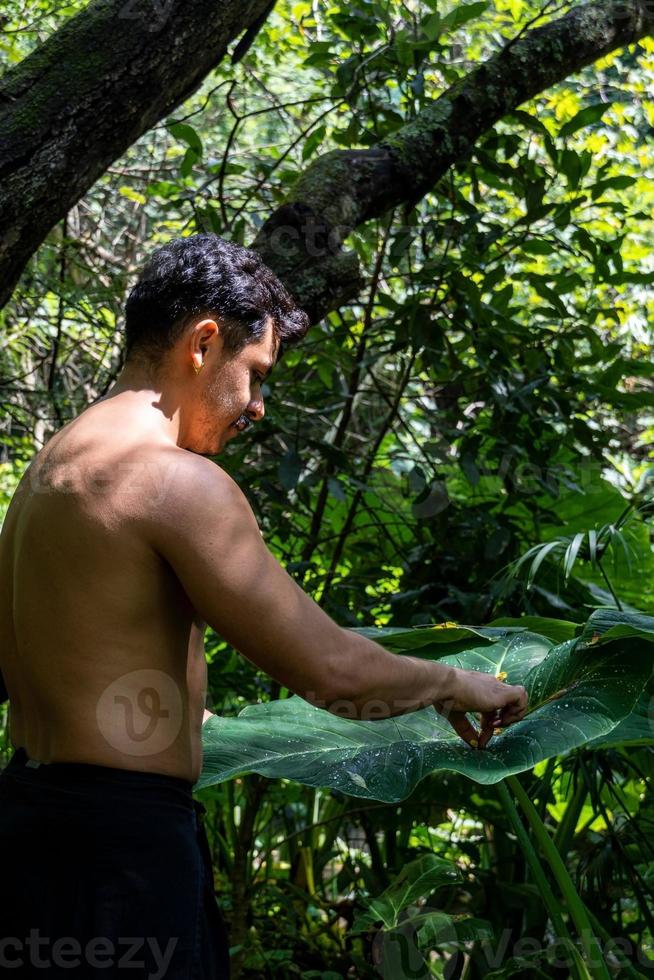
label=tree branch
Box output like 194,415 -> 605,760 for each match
252,0 -> 654,322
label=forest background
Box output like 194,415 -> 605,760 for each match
1,0 -> 654,977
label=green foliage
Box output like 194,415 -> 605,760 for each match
2,1 -> 654,976
350,853 -> 462,931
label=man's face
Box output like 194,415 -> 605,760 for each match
189,317 -> 277,456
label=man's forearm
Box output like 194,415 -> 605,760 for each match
319,630 -> 459,720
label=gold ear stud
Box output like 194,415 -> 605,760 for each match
193,361 -> 204,375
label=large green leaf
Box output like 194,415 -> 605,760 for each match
577,607 -> 654,647
350,622 -> 523,657
198,613 -> 654,801
529,609 -> 654,752
489,616 -> 581,644
587,689 -> 654,749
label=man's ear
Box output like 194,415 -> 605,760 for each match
188,317 -> 222,364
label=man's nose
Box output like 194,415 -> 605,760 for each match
247,394 -> 265,422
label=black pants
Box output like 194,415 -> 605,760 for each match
0,747 -> 230,978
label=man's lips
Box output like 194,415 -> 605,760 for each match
231,414 -> 252,432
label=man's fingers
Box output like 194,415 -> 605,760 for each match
437,681 -> 529,750
500,687 -> 528,726
478,711 -> 501,749
448,711 -> 480,749
478,726 -> 494,750
509,684 -> 528,708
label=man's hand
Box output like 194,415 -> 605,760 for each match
434,668 -> 528,749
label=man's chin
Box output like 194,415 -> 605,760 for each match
188,435 -> 227,456
216,425 -> 239,453
191,426 -> 237,456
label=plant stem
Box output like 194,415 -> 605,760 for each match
507,775 -> 611,980
536,757 -> 557,820
495,781 -> 586,980
553,774 -> 587,860
596,557 -> 623,611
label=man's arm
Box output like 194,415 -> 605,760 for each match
147,454 -> 527,747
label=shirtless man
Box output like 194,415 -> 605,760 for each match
0,234 -> 528,978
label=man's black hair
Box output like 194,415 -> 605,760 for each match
124,234 -> 309,364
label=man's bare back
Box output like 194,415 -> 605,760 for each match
0,398 -> 209,782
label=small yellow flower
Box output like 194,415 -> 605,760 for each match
432,621 -> 459,629
496,671 -> 508,681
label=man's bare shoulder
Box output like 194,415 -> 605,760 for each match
14,433 -> 240,517
157,448 -> 242,503
139,447 -> 254,538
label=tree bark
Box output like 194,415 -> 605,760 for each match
0,0 -> 275,308
252,0 -> 654,322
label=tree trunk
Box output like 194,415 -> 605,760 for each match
0,0 -> 274,308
